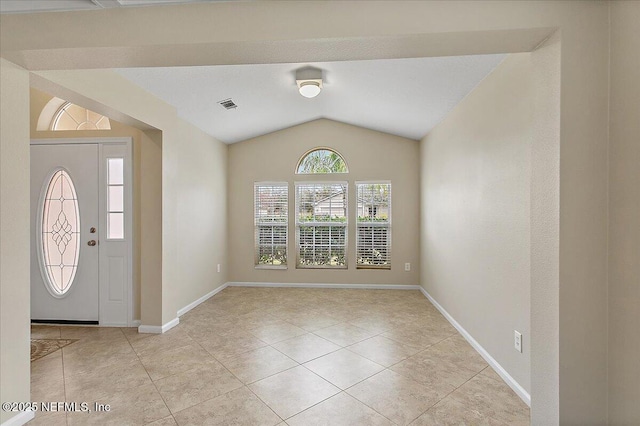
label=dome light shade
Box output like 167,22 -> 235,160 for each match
296,67 -> 323,99
298,81 -> 321,98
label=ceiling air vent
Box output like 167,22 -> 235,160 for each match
218,98 -> 238,110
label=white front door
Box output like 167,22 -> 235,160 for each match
31,144 -> 100,322
30,139 -> 133,325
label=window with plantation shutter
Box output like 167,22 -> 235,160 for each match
254,183 -> 288,268
295,182 -> 348,268
356,182 -> 391,269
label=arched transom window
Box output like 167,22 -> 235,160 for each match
291,147 -> 349,268
296,148 -> 348,174
37,97 -> 111,131
52,102 -> 111,131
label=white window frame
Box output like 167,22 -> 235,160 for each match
295,147 -> 349,174
356,181 -> 391,269
254,182 -> 288,269
295,181 -> 348,269
106,157 -> 125,240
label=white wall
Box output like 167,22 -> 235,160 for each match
420,54 -> 532,394
0,59 -> 31,425
228,119 -> 420,286
609,1 -> 640,424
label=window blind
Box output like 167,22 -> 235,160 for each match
254,182 -> 288,268
295,182 -> 348,268
356,182 -> 391,269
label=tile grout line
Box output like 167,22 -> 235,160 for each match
276,366 -> 344,423
268,336 -> 344,364
123,327 -> 178,424
280,390 -> 399,425
44,288 -> 527,424
190,333 -> 286,423
61,327 -> 69,426
339,368 -> 401,425
169,332 -> 284,423
410,364 -> 492,423
215,339 -> 328,421
242,386 -> 286,424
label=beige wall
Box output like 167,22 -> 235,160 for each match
168,118 -> 228,314
29,88 -> 164,325
0,59 -> 31,425
421,54 -> 532,394
228,119 -> 420,285
137,130 -> 163,326
0,1 -> 620,423
609,1 -> 640,424
26,70 -> 229,326
557,5 -> 610,424
530,31 -> 561,422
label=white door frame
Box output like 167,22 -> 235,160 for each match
30,137 -> 135,326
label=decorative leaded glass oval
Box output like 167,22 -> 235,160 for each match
40,169 -> 80,297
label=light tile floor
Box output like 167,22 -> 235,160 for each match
29,287 -> 530,425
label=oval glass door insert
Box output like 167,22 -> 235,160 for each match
40,169 -> 80,297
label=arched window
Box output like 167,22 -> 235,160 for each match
37,97 -> 111,131
292,148 -> 349,268
296,148 -> 348,174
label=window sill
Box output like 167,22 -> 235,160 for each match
255,265 -> 288,270
296,265 -> 348,270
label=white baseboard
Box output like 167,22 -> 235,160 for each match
419,286 -> 531,407
177,283 -> 229,317
130,319 -> 141,327
1,410 -> 35,426
227,282 -> 421,290
138,317 -> 179,334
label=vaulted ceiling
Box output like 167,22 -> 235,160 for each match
2,0 -> 505,144
116,55 -> 505,143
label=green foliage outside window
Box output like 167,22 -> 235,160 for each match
296,149 -> 348,174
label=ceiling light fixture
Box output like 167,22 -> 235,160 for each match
296,67 -> 323,98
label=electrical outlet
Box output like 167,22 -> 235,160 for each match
514,330 -> 522,353
217,264 -> 221,273
404,263 -> 411,271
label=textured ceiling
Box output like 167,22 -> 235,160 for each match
0,0 -> 225,14
2,1 -> 505,143
116,54 -> 506,143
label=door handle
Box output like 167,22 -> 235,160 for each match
87,240 -> 97,246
